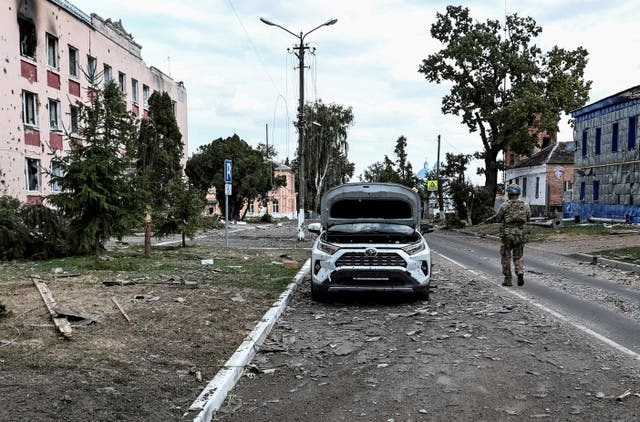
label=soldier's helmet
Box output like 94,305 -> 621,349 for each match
506,184 -> 521,196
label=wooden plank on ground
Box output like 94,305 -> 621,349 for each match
111,297 -> 132,323
31,278 -> 72,338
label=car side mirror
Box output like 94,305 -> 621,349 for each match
308,222 -> 322,235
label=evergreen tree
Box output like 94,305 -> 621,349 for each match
48,82 -> 142,259
136,91 -> 184,211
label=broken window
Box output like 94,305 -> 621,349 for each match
118,72 -> 126,94
46,33 -> 58,68
142,84 -> 149,107
26,158 -> 41,192
51,160 -> 62,192
131,79 -> 138,103
48,99 -> 60,131
103,64 -> 112,85
535,177 -> 540,199
22,90 -> 38,126
18,16 -> 37,58
68,45 -> 79,77
87,55 -> 97,84
70,104 -> 79,133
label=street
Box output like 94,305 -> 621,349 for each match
216,229 -> 640,421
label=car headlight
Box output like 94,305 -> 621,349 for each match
402,240 -> 426,255
317,238 -> 340,254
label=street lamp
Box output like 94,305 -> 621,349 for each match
260,16 -> 337,241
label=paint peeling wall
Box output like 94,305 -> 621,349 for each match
1,0 -> 188,203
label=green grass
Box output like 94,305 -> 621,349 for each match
593,247 -> 640,265
0,245 -> 305,297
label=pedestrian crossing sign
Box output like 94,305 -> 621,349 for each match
427,180 -> 438,192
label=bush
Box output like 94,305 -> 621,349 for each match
195,214 -> 223,231
260,213 -> 274,223
0,196 -> 71,260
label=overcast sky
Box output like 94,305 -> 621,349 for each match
69,0 -> 640,184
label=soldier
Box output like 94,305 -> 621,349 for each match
484,184 -> 531,286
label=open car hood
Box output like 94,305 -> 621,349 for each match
320,182 -> 421,230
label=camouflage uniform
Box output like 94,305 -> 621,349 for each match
486,186 -> 531,286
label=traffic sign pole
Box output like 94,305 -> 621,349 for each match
224,160 -> 232,247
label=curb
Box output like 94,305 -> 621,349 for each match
186,259 -> 311,422
566,253 -> 640,273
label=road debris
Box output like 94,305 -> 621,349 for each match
111,297 -> 132,323
31,278 -> 72,338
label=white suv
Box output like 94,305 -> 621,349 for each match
308,182 -> 432,301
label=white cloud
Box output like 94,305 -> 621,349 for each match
69,0 -> 640,185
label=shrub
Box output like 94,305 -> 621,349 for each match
260,213 -> 274,223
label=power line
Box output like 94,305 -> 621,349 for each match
225,0 -> 283,98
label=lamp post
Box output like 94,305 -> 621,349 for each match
260,17 -> 337,241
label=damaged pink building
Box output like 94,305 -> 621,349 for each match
1,0 -> 188,204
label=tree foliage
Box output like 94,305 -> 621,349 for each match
293,101 -> 355,212
135,91 -> 184,211
362,136 -> 419,189
419,6 -> 591,205
47,82 -> 143,258
153,177 -> 205,247
185,134 -> 283,221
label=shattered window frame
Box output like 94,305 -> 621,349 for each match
18,16 -> 37,59
25,157 -> 41,192
131,78 -> 139,103
48,98 -> 60,131
22,90 -> 39,127
51,160 -> 62,192
46,33 -> 58,69
103,63 -> 112,85
118,72 -> 126,95
68,45 -> 79,77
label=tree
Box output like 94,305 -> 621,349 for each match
419,6 -> 591,206
48,82 -> 142,259
135,91 -> 184,212
362,136 -> 419,188
292,101 -> 355,213
185,134 -> 284,221
153,177 -> 205,247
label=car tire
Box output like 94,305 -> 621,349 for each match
416,288 -> 429,301
311,283 -> 328,302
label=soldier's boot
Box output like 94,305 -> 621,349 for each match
517,273 -> 524,286
502,277 -> 513,287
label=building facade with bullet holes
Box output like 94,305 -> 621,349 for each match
1,0 -> 188,204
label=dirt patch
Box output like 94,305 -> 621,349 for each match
0,221 -> 310,421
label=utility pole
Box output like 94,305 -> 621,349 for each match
260,17 -> 337,241
436,135 -> 444,215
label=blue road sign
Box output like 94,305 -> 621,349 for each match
224,159 -> 232,183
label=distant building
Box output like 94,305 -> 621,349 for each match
1,0 -> 188,204
206,164 -> 297,220
504,142 -> 574,217
565,85 -> 640,222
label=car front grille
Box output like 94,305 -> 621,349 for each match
336,252 -> 407,268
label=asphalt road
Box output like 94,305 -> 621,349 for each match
427,230 -> 640,355
213,227 -> 640,421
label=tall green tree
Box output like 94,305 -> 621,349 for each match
47,82 -> 142,259
136,91 -> 184,211
185,134 -> 284,221
362,136 -> 418,188
419,6 -> 591,206
294,101 -> 355,213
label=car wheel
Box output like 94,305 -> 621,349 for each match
311,283 -> 328,302
416,288 -> 429,301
